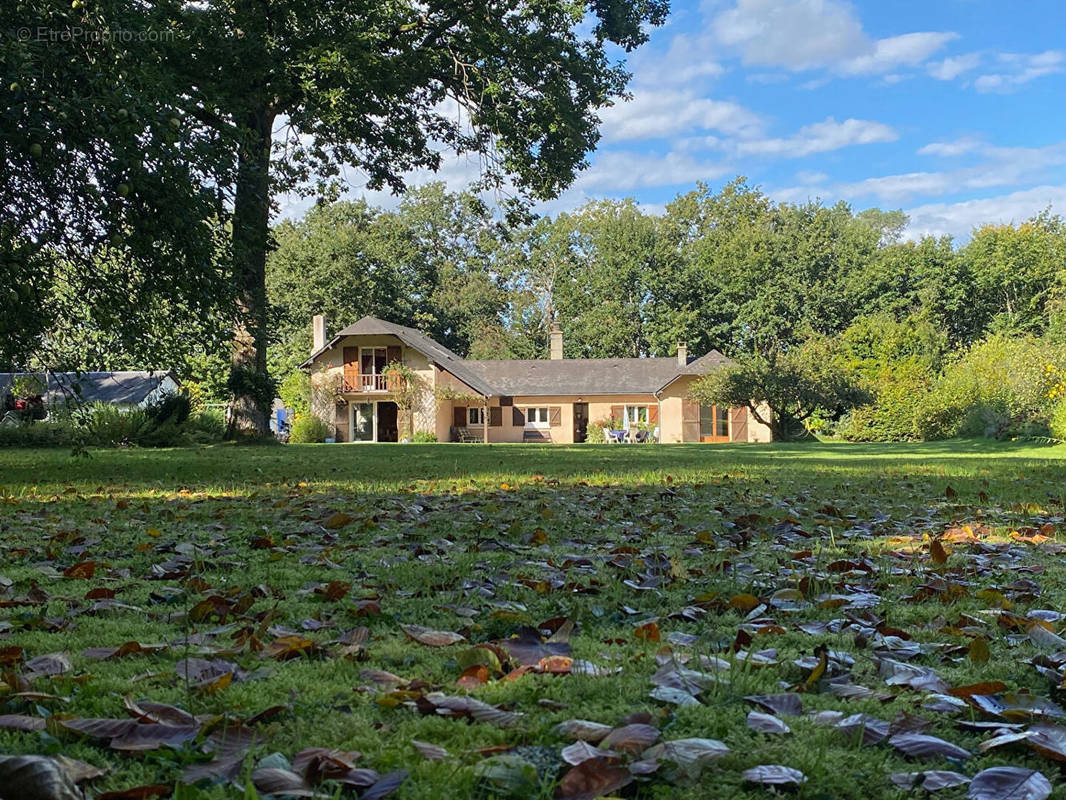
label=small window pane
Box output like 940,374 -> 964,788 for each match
715,406 -> 729,437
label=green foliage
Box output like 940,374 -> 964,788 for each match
1050,401 -> 1066,442
288,414 -> 332,444
915,334 -> 1066,440
278,372 -> 311,418
410,431 -> 438,443
691,342 -> 872,441
10,374 -> 45,399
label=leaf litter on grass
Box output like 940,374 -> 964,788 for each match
1,448 -> 1066,797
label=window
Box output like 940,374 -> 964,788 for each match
359,347 -> 387,375
353,403 -> 374,442
700,405 -> 730,440
623,405 -> 648,428
524,407 -> 550,427
468,407 -> 484,426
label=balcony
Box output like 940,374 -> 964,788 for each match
343,371 -> 388,393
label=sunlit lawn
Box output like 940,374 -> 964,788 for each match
1,440 -> 1065,799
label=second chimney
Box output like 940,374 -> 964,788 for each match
677,341 -> 687,366
312,314 -> 327,354
550,323 -> 564,360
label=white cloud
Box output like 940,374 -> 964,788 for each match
712,0 -> 868,70
710,0 -> 954,75
795,170 -> 829,184
927,52 -> 981,80
917,137 -> 983,157
575,150 -> 732,191
905,184 -> 1066,239
837,32 -> 958,75
600,89 -> 765,142
805,141 -> 1066,203
734,117 -> 897,158
974,49 -> 1065,92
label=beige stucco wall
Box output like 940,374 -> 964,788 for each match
310,334 -> 441,442
306,335 -> 773,444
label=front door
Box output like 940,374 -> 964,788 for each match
376,401 -> 398,442
573,403 -> 589,443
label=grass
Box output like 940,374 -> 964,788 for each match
1,439 -> 1066,799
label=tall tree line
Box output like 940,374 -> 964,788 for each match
12,178 -> 1065,404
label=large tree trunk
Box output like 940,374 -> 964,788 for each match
227,107 -> 275,437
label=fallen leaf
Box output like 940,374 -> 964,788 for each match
400,625 -> 466,647
968,767 -> 1051,800
742,765 -> 807,786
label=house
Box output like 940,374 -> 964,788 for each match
299,315 -> 771,444
0,371 -> 180,414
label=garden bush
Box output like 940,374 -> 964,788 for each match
915,334 -> 1066,439
410,431 -> 437,443
289,414 -> 332,443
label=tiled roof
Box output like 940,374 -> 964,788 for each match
0,371 -> 176,405
301,316 -> 733,397
300,316 -> 496,396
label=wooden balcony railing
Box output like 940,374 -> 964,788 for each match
342,370 -> 405,393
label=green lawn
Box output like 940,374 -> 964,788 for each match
2,440 -> 1066,799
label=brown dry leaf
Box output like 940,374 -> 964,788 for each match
264,635 -> 318,660
0,645 -> 24,666
123,699 -> 197,727
947,681 -> 1009,698
633,620 -> 661,643
63,561 -> 96,579
930,539 -> 950,565
535,655 -> 572,674
400,625 -> 466,647
456,665 -> 489,688
553,719 -> 613,743
555,757 -> 633,800
599,723 -> 660,754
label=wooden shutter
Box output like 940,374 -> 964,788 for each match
386,345 -> 402,365
730,406 -> 748,442
682,398 -> 699,423
512,407 -> 525,426
549,407 -> 561,427
453,406 -> 466,427
489,406 -> 502,427
648,405 -> 659,424
343,347 -> 359,370
610,405 -> 624,423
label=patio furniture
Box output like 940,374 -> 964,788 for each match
452,426 -> 485,443
609,429 -> 627,443
633,429 -> 649,443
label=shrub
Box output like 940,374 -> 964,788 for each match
410,431 -> 437,443
0,419 -> 77,448
916,334 -> 1066,439
837,360 -> 932,442
1050,401 -> 1066,442
289,414 -> 332,443
279,371 -> 311,418
185,408 -> 227,444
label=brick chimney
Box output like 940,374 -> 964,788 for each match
312,314 -> 327,354
549,322 -> 564,360
677,341 -> 687,366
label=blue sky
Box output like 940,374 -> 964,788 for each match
286,0 -> 1066,241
